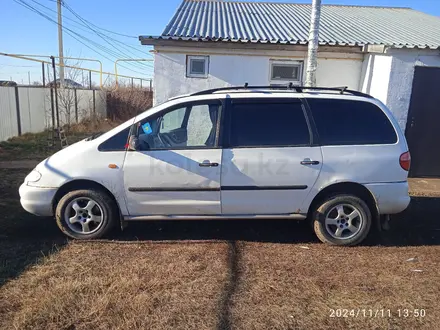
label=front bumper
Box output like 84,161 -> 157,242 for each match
364,181 -> 411,215
19,183 -> 57,216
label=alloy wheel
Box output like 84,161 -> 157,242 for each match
64,197 -> 104,234
324,203 -> 363,239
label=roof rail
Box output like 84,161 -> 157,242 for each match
190,84 -> 373,98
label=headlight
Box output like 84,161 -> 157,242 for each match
25,170 -> 42,183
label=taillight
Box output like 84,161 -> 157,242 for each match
400,151 -> 411,171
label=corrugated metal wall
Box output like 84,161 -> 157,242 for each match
0,86 -> 107,142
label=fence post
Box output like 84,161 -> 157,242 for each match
74,88 -> 78,123
149,79 -> 152,91
92,89 -> 96,116
14,86 -> 22,136
42,62 -> 45,86
51,56 -> 60,129
48,63 -> 55,128
140,79 -> 142,88
49,87 -> 55,128
89,71 -> 92,90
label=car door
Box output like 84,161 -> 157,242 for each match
123,99 -> 223,216
220,97 -> 322,215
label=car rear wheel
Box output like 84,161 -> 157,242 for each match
313,194 -> 372,246
55,189 -> 118,239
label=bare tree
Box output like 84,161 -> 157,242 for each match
46,55 -> 85,128
46,54 -> 84,128
58,61 -> 82,127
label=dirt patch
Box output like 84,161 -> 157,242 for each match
409,178 -> 440,197
0,160 -> 40,169
0,169 -> 67,287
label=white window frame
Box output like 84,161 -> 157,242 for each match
186,55 -> 209,78
269,60 -> 303,86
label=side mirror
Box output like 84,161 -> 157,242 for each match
127,135 -> 139,151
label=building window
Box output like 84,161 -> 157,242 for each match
270,60 -> 303,85
187,55 -> 209,78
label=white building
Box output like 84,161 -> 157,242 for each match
140,0 -> 440,177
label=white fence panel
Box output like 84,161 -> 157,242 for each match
0,87 -> 19,141
75,90 -> 94,122
57,88 -> 80,126
1,86 -> 109,142
95,90 -> 107,117
18,87 -> 51,134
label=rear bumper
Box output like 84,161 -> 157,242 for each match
19,183 -> 57,216
364,181 -> 410,215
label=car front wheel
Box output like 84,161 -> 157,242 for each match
313,194 -> 372,246
55,189 -> 118,239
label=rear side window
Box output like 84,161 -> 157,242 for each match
228,100 -> 310,147
98,127 -> 130,151
307,99 -> 397,145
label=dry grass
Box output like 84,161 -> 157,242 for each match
106,87 -> 153,121
0,169 -> 439,329
0,243 -> 229,330
231,243 -> 440,330
0,119 -> 121,162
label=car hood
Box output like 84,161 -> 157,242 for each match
36,139 -> 90,170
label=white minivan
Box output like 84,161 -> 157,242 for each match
19,86 -> 411,246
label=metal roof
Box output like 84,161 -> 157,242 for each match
140,0 -> 440,49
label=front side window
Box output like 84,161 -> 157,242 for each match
228,100 -> 310,147
161,107 -> 186,132
307,99 -> 397,145
137,102 -> 220,150
98,127 -> 131,152
187,55 -> 209,78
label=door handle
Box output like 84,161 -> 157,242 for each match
300,158 -> 320,165
199,162 -> 219,167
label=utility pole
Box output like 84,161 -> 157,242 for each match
57,0 -> 65,87
305,0 -> 322,87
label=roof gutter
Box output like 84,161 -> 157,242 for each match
139,36 -> 364,53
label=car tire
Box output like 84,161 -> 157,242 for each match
55,189 -> 118,239
313,194 -> 372,246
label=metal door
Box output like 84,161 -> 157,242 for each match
405,66 -> 440,177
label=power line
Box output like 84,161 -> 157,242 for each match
31,0 -> 153,70
27,0 -> 153,63
12,0 -> 152,75
12,0 -> 153,76
61,0 -> 152,70
45,0 -> 139,39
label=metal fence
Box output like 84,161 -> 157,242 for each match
0,86 -> 106,141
